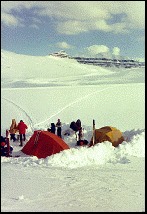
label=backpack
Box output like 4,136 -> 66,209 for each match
70,121 -> 79,132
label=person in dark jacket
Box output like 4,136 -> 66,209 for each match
47,123 -> 56,134
56,119 -> 62,138
76,119 -> 81,130
70,121 -> 79,132
51,123 -> 56,134
17,120 -> 28,146
1,136 -> 13,156
1,136 -> 6,144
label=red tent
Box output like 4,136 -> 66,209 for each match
21,130 -> 70,158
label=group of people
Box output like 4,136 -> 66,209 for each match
47,119 -> 62,138
69,119 -> 89,146
9,119 -> 28,146
1,118 -> 88,157
47,118 -> 88,146
1,118 -> 27,156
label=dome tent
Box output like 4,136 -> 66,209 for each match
21,130 -> 70,158
89,126 -> 124,147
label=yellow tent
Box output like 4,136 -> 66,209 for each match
90,126 -> 124,147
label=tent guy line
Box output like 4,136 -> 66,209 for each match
34,85 -> 118,127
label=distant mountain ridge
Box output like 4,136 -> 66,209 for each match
49,50 -> 145,68
1,49 -> 145,89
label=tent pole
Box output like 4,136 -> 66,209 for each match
92,120 -> 95,145
6,129 -> 10,157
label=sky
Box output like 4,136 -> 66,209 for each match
1,1 -> 145,61
1,50 -> 145,212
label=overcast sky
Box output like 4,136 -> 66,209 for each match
1,1 -> 145,60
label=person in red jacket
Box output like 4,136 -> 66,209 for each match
17,120 -> 28,146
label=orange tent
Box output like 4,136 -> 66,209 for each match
21,130 -> 70,158
90,126 -> 124,147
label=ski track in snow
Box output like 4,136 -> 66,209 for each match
34,85 -> 118,127
2,97 -> 34,132
2,85 -> 118,130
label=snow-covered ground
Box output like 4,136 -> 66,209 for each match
1,49 -> 145,212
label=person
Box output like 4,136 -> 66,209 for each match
56,119 -> 62,138
75,119 -> 81,130
9,119 -> 18,142
17,120 -> 28,146
78,127 -> 83,141
51,123 -> 56,134
70,121 -> 79,132
1,135 -> 13,156
47,123 -> 56,134
76,128 -> 89,146
76,127 -> 83,144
